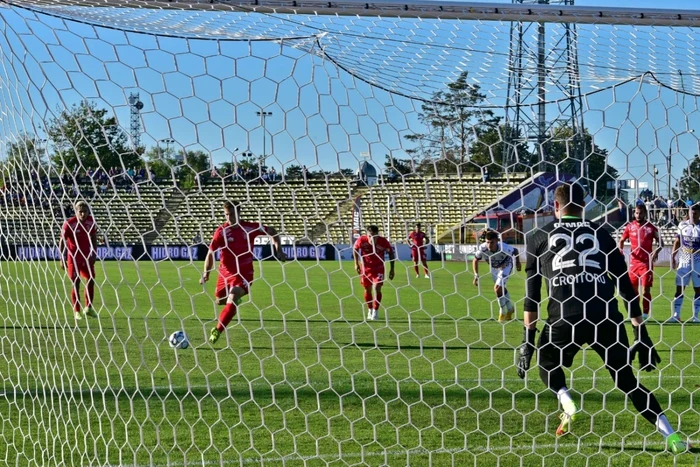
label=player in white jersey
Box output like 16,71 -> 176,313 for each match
671,204 -> 700,323
472,230 -> 522,322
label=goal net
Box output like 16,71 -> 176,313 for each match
0,0 -> 698,464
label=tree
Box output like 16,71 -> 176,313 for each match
46,101 -> 142,173
466,124 -> 535,174
143,146 -> 177,181
179,150 -> 211,188
1,134 -> 48,184
384,155 -> 415,180
404,71 -> 499,175
542,125 -> 619,197
336,168 -> 355,178
285,164 -> 303,180
677,155 -> 700,202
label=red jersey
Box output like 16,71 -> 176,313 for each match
408,231 -> 427,249
61,216 -> 97,261
210,221 -> 270,276
621,220 -> 659,266
354,235 -> 393,270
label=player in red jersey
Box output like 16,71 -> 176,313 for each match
408,223 -> 430,279
201,201 -> 286,344
58,201 -> 99,320
618,203 -> 663,320
353,225 -> 395,321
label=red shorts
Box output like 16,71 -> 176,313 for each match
215,273 -> 253,299
66,259 -> 95,281
411,248 -> 425,262
629,264 -> 653,288
360,268 -> 385,288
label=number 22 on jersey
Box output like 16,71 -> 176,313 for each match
548,233 -> 601,271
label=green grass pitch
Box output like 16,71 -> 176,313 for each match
0,259 -> 697,466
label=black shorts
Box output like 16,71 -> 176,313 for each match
538,315 -> 631,371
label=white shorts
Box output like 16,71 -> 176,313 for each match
491,265 -> 513,288
675,265 -> 700,287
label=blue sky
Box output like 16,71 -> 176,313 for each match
1,0 -> 700,199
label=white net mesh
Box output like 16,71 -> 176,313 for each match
0,1 -> 698,465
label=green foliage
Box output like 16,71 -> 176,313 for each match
46,101 -> 142,172
1,134 -> 48,184
404,71 -> 499,175
285,164 -> 303,180
677,155 -> 700,202
143,146 -> 177,180
542,125 -> 619,196
384,154 -> 415,179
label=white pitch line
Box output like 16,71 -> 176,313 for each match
10,374 -> 699,397
94,438 -> 699,467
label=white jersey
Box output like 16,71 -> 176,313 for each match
676,220 -> 700,269
474,242 -> 516,270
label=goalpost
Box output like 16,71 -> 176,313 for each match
0,0 -> 698,465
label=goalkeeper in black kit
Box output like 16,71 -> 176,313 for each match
517,182 -> 689,453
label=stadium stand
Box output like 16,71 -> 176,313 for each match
319,173 -> 529,244
1,172 -> 530,247
155,178 -> 356,245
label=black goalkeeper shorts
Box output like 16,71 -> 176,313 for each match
537,315 -> 631,371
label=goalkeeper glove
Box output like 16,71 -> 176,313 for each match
630,325 -> 661,372
516,327 -> 537,379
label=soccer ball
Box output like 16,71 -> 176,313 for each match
168,330 -> 190,349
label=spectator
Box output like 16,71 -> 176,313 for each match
302,165 -> 308,185
127,167 -> 135,179
109,166 -> 116,178
617,198 -> 630,223
482,166 -> 489,182
645,197 -> 653,221
99,182 -> 108,195
269,167 -> 277,182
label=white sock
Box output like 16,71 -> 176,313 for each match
498,295 -> 509,314
505,291 -> 515,312
656,415 -> 675,438
673,296 -> 684,319
557,388 -> 577,415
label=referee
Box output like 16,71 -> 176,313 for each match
517,182 -> 688,453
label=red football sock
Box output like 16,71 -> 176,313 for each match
643,291 -> 652,315
374,290 -> 383,310
71,286 -> 80,312
363,291 -> 373,308
85,281 -> 95,308
217,302 -> 238,332
423,262 -> 429,275
414,265 -> 419,275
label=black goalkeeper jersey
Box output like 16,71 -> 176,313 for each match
523,217 -> 642,322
